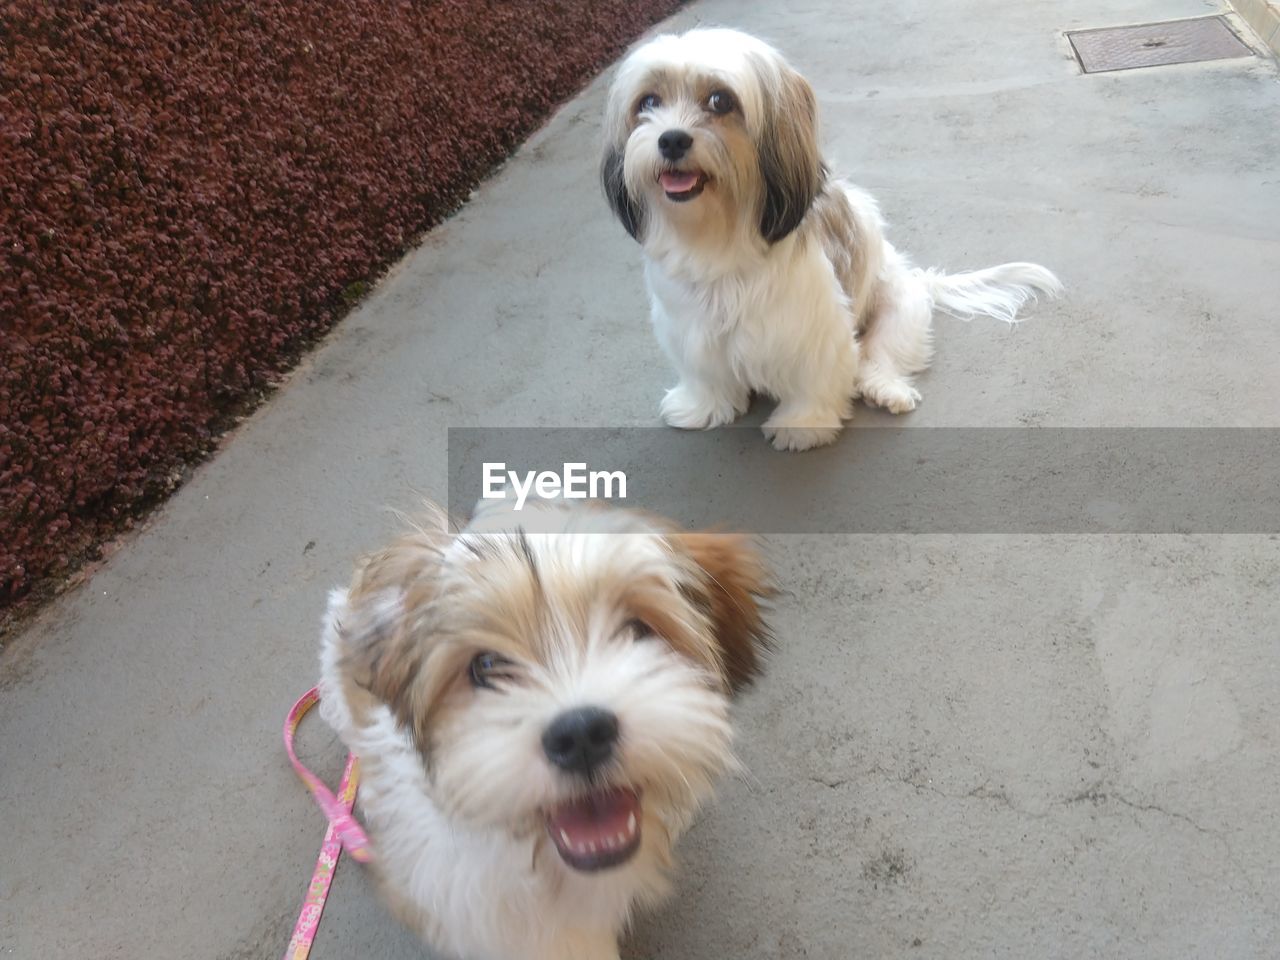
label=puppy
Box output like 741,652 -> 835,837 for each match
602,28 -> 1063,451
318,498 -> 771,960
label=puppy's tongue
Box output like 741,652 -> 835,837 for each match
546,787 -> 642,870
660,170 -> 700,193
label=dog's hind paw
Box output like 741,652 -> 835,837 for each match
762,422 -> 841,452
660,384 -> 744,430
858,377 -> 921,415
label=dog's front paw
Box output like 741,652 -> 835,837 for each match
762,422 -> 841,452
660,384 -> 742,430
859,378 -> 921,415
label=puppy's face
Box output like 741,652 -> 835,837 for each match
602,28 -> 823,247
339,502 -> 770,875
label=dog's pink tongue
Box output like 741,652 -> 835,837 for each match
548,787 -> 640,850
660,171 -> 699,193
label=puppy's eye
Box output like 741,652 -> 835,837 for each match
623,618 -> 655,640
637,93 -> 661,113
469,652 -> 516,690
707,90 -> 735,115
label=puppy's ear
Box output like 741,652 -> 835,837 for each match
602,145 -> 644,241
339,587 -> 425,713
339,505 -> 452,744
755,60 -> 824,244
674,532 -> 773,693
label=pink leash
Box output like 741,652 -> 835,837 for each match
282,686 -> 373,960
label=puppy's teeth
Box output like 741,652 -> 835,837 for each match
559,829 -> 571,847
616,832 -> 627,845
627,812 -> 637,835
587,842 -> 596,853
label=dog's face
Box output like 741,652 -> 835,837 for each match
338,501 -> 770,875
602,28 -> 823,247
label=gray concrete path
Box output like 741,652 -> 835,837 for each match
3,1 -> 1279,958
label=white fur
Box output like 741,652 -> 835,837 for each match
321,593 -> 688,960
603,28 -> 1063,451
318,501 -> 756,960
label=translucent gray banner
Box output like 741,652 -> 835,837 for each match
447,428 -> 1280,533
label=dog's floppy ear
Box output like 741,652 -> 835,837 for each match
340,586 -> 424,712
602,145 -> 644,241
338,506 -> 452,748
674,532 -> 773,693
755,59 -> 823,244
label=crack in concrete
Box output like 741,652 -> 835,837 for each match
807,766 -> 1267,905
1065,784 -> 1212,836
807,776 -> 850,789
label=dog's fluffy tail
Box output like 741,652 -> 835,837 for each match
919,262 -> 1063,324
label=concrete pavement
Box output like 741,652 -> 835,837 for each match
3,0 -> 1279,957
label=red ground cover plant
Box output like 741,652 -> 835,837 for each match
0,0 -> 684,612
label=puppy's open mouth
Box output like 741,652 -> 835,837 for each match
545,786 -> 642,872
659,169 -> 708,202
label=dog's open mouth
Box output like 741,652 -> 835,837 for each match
659,169 -> 708,202
545,786 -> 642,872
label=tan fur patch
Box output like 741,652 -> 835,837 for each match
335,503 -> 773,763
805,181 -> 887,331
670,532 -> 773,692
337,504 -> 455,747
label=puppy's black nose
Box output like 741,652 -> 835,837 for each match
542,706 -> 619,776
658,129 -> 693,161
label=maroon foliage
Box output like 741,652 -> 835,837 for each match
0,0 -> 683,607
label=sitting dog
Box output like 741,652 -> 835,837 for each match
319,498 -> 771,960
601,27 -> 1062,451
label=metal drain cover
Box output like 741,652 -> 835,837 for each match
1068,16 -> 1252,73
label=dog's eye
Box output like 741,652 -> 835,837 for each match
637,93 -> 661,113
706,90 -> 736,115
469,652 -> 517,690
623,618 -> 655,640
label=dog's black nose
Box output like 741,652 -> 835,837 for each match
658,129 -> 693,161
542,706 -> 619,776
